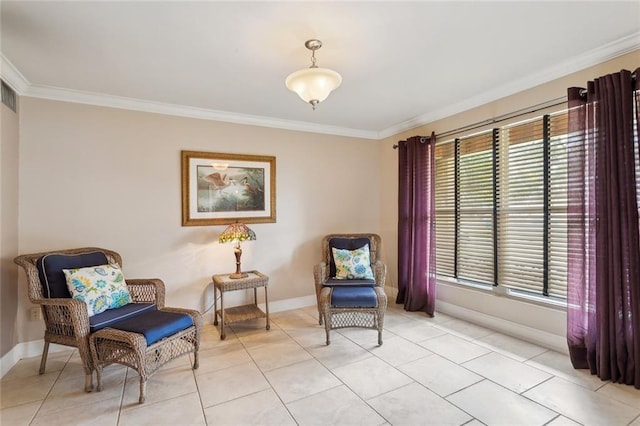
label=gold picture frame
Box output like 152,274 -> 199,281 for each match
181,151 -> 276,226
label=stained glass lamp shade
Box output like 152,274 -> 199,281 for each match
219,222 -> 256,279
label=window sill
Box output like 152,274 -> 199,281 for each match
505,288 -> 567,309
436,276 -> 567,311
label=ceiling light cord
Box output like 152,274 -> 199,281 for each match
310,50 -> 317,68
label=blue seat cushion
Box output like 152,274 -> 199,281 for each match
37,251 -> 109,298
328,237 -> 371,278
331,286 -> 378,308
324,278 -> 375,287
108,309 -> 194,346
90,303 -> 157,333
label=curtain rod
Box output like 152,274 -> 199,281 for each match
393,95 -> 567,149
579,71 -> 637,96
394,70 -> 638,149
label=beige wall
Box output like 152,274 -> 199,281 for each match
6,50 -> 638,352
15,98 -> 381,343
1,95 -> 20,357
378,51 -> 639,344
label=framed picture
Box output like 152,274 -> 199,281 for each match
181,151 -> 276,226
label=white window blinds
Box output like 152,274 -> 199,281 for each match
435,142 -> 455,277
434,111 -> 572,300
497,118 -> 545,293
547,112 -> 569,299
457,131 -> 495,284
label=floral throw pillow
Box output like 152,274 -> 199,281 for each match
63,263 -> 132,317
331,244 -> 375,280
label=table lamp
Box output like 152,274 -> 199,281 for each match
218,222 -> 256,279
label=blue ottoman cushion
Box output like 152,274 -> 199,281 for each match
331,286 -> 378,308
110,309 -> 194,345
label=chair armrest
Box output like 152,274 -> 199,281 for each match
313,262 -> 328,284
374,287 -> 388,308
318,286 -> 332,307
373,260 -> 387,288
313,262 -> 328,295
36,298 -> 91,337
126,279 -> 166,308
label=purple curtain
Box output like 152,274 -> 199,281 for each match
396,133 -> 437,315
567,68 -> 640,388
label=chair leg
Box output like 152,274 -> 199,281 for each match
377,311 -> 384,346
139,378 -> 147,404
193,351 -> 199,370
323,313 -> 331,345
85,373 -> 94,392
94,365 -> 102,392
39,341 -> 50,374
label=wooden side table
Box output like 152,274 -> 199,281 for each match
212,270 -> 269,340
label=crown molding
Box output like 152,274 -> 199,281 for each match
0,54 -> 378,139
0,53 -> 30,94
23,84 -> 379,139
379,32 -> 640,139
3,32 -> 637,141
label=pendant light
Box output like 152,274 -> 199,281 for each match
285,39 -> 342,110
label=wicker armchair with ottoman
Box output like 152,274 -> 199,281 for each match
14,247 -> 201,403
313,234 -> 387,345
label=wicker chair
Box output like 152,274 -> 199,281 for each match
14,247 -> 201,402
313,234 -> 387,345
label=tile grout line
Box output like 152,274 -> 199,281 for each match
5,308 -> 639,425
233,320 -> 304,424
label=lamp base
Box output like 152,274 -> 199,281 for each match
229,272 -> 248,279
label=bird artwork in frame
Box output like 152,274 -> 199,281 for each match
181,151 -> 276,226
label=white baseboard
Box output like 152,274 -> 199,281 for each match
258,294 -> 316,313
435,300 -> 568,354
1,340 -> 68,378
386,285 -> 567,354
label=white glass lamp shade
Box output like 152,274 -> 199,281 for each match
285,67 -> 342,105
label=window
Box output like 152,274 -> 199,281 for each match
498,119 -> 545,295
435,143 -> 455,276
435,111 -> 570,300
458,131 -> 495,284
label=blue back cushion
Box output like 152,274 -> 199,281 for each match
328,237 -> 371,278
89,303 -> 157,333
37,251 -> 109,298
330,286 -> 378,308
110,310 -> 194,345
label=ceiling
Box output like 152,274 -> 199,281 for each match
1,1 -> 639,139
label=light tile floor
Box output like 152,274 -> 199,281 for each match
2,305 -> 640,425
